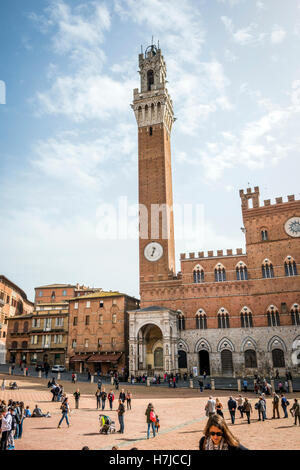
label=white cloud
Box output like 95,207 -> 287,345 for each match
217,0 -> 242,6
224,48 -> 237,62
271,25 -> 286,44
221,16 -> 266,45
256,1 -> 266,10
31,123 -> 136,190
115,0 -> 205,64
36,74 -> 136,121
178,80 -> 300,181
221,17 -> 286,47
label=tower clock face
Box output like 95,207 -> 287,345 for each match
144,242 -> 163,262
285,217 -> 300,237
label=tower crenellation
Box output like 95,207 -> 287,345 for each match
132,44 -> 175,134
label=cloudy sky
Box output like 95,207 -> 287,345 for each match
1,0 -> 300,302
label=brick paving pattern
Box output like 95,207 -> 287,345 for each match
1,375 -> 299,450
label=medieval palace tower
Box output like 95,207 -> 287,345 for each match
128,44 -> 300,378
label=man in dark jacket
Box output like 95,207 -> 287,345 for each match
227,397 -> 237,424
117,399 -> 125,433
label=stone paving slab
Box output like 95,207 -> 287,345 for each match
1,375 -> 299,450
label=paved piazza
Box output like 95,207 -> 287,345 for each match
1,375 -> 299,450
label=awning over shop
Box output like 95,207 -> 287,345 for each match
69,355 -> 91,362
86,353 -> 122,363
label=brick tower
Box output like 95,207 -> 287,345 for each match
132,44 -> 176,291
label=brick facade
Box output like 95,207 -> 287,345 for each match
129,45 -> 300,377
67,292 -> 139,375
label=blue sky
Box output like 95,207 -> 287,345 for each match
1,0 -> 300,302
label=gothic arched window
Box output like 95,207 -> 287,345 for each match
195,310 -> 207,329
215,264 -> 226,282
284,256 -> 298,277
236,262 -> 248,280
178,313 -> 185,331
240,307 -> 253,328
193,265 -> 204,283
217,308 -> 230,328
267,306 -> 280,326
291,304 -> 300,326
262,259 -> 274,278
147,69 -> 154,91
261,230 -> 268,241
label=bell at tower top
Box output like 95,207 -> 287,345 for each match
138,43 -> 167,94
132,43 -> 174,134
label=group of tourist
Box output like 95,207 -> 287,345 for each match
0,394 -> 52,450
205,393 -> 300,426
48,378 -> 64,402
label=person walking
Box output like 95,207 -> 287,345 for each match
108,390 -> 115,410
199,414 -> 248,451
101,389 -> 107,411
1,378 -> 6,391
227,396 -> 237,424
243,398 -> 252,424
173,376 -> 176,388
281,394 -> 289,418
236,395 -> 244,418
203,371 -> 207,381
198,379 -> 204,393
256,396 -> 266,421
284,380 -> 289,393
119,389 -> 126,403
216,399 -> 224,418
126,391 -> 132,410
145,403 -> 156,439
243,379 -> 248,392
272,392 -> 280,419
95,389 -> 101,409
57,398 -> 71,428
290,398 -> 300,426
117,399 -> 125,434
205,397 -> 216,418
73,389 -> 80,409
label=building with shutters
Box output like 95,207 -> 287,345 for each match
67,291 -> 139,375
128,44 -> 300,378
0,275 -> 34,364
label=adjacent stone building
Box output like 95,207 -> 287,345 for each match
67,291 -> 139,375
0,275 -> 34,364
128,44 -> 300,378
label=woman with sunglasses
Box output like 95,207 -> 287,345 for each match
199,414 -> 247,451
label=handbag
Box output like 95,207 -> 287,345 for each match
150,411 -> 156,422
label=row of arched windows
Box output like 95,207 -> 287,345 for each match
177,304 -> 300,330
193,257 -> 298,283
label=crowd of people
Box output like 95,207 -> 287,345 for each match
205,393 -> 300,426
0,392 -> 52,450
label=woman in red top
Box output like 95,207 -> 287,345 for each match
108,390 -> 114,410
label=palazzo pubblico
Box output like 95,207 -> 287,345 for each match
128,45 -> 300,378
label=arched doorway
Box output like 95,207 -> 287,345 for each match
138,324 -> 163,374
178,350 -> 187,369
154,347 -> 163,368
244,350 -> 257,368
199,350 -> 210,375
221,350 -> 233,376
272,349 -> 285,368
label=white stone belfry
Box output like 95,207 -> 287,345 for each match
131,44 -> 175,134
